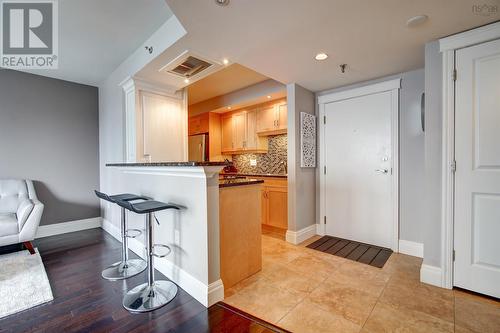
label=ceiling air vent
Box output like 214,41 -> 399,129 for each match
168,56 -> 212,78
160,51 -> 220,84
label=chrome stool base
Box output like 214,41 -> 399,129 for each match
122,280 -> 178,312
101,259 -> 147,281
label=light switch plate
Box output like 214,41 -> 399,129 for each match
250,158 -> 257,166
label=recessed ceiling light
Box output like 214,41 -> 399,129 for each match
267,95 -> 271,99
227,106 -> 232,110
406,15 -> 428,28
223,58 -> 229,65
215,0 -> 229,6
184,78 -> 190,84
315,53 -> 328,61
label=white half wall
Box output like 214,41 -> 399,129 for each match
101,165 -> 224,307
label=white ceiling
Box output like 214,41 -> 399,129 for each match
22,0 -> 173,86
187,64 -> 268,105
162,0 -> 499,92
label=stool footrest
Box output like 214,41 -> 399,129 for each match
152,244 -> 171,258
125,228 -> 142,238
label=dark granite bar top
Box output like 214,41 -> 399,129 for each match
219,179 -> 264,188
106,162 -> 230,167
221,172 -> 287,179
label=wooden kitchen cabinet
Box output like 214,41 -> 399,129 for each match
221,114 -> 234,152
259,177 -> 288,230
220,183 -> 262,289
246,110 -> 258,150
232,112 -> 247,150
188,112 -> 225,161
256,99 -> 288,136
221,110 -> 268,154
256,104 -> 277,133
276,102 -> 288,131
188,113 -> 209,135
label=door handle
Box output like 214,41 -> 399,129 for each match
375,169 -> 389,174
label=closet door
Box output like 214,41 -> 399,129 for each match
454,38 -> 500,298
141,91 -> 185,162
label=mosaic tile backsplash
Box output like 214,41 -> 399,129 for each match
232,134 -> 287,175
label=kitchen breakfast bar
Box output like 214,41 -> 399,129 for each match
102,162 -> 263,307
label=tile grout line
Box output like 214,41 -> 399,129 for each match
360,272 -> 391,330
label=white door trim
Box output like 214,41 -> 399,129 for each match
318,78 -> 401,251
440,21 -> 500,52
439,22 -> 500,289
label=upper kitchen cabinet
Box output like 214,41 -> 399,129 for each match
221,115 -> 233,152
232,112 -> 247,150
222,110 -> 268,154
188,112 -> 225,161
188,113 -> 209,135
256,99 -> 287,136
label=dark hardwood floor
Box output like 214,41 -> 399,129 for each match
0,228 -> 287,333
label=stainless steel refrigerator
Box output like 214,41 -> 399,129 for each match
188,134 -> 209,162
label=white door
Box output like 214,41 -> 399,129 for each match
323,91 -> 395,249
141,92 -> 186,162
454,38 -> 500,298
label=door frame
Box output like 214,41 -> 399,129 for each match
439,22 -> 500,289
317,78 -> 401,252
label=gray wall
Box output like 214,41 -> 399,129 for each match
316,69 -> 426,245
287,84 -> 316,232
0,69 -> 100,226
400,69 -> 425,243
423,41 -> 443,267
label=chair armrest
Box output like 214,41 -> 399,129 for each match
18,199 -> 44,243
17,199 -> 34,228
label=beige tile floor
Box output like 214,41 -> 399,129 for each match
224,235 -> 500,333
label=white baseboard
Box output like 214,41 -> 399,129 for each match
286,224 -> 317,245
101,219 -> 222,307
420,264 -> 443,287
316,223 -> 325,236
208,279 -> 225,307
36,217 -> 102,239
398,240 -> 424,258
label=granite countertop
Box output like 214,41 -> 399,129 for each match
106,162 -> 230,167
221,172 -> 287,178
219,178 -> 264,188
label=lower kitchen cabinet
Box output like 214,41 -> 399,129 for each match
259,177 -> 288,230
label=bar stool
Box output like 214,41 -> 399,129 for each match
116,198 -> 181,312
95,191 -> 147,280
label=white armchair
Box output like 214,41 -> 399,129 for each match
0,179 -> 44,254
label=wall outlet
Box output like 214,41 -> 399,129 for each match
250,158 -> 257,166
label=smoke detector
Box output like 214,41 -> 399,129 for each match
215,0 -> 230,6
406,15 -> 428,27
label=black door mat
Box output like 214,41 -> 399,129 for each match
306,236 -> 393,268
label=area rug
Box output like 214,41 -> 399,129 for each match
307,236 -> 393,268
0,249 -> 53,319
